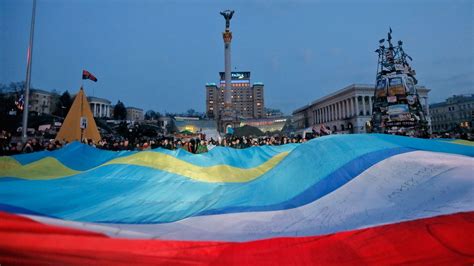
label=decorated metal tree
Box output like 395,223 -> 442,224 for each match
370,28 -> 429,137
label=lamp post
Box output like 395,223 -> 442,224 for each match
21,0 -> 37,142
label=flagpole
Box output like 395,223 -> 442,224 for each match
22,0 -> 37,142
80,87 -> 84,142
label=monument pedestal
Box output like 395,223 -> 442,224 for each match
218,108 -> 240,134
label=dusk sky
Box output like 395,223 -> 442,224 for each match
1,0 -> 472,114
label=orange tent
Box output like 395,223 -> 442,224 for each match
55,87 -> 101,143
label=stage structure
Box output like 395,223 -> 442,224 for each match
55,87 -> 101,143
217,10 -> 240,134
369,29 -> 429,137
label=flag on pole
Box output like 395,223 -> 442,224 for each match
82,70 -> 98,82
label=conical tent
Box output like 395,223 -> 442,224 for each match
56,87 -> 101,143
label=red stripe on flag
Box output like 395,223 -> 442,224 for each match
0,211 -> 472,265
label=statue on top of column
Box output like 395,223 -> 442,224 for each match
220,10 -> 234,29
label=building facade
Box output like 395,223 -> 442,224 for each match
430,94 -> 474,132
29,89 -> 54,115
126,107 -> 144,121
264,107 -> 284,118
292,84 -> 430,134
206,71 -> 264,119
87,96 -> 112,118
240,118 -> 288,133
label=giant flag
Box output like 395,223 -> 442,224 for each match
0,134 -> 473,265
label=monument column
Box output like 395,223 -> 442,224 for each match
340,101 -> 344,119
354,97 -> 358,115
347,99 -> 350,117
362,96 -> 367,116
342,101 -> 345,119
218,10 -> 238,133
350,98 -> 353,117
327,106 -> 330,122
339,102 -> 342,119
337,103 -> 340,120
223,30 -> 232,109
424,97 -> 430,116
342,100 -> 346,118
330,105 -> 333,121
368,97 -> 373,115
355,96 -> 360,116
344,100 -> 348,118
332,104 -> 335,121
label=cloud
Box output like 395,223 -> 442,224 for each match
430,56 -> 474,66
270,55 -> 280,71
423,71 -> 474,103
429,72 -> 474,87
300,48 -> 314,64
329,47 -> 343,57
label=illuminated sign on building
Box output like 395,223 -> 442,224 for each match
219,71 -> 250,81
219,80 -> 250,84
232,73 -> 244,79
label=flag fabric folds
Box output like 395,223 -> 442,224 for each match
0,134 -> 473,264
82,70 -> 98,82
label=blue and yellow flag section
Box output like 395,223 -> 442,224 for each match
0,134 -> 473,264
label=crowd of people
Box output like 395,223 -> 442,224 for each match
93,135 -> 308,153
2,128 -> 471,156
0,129 -> 310,156
0,130 -> 66,155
